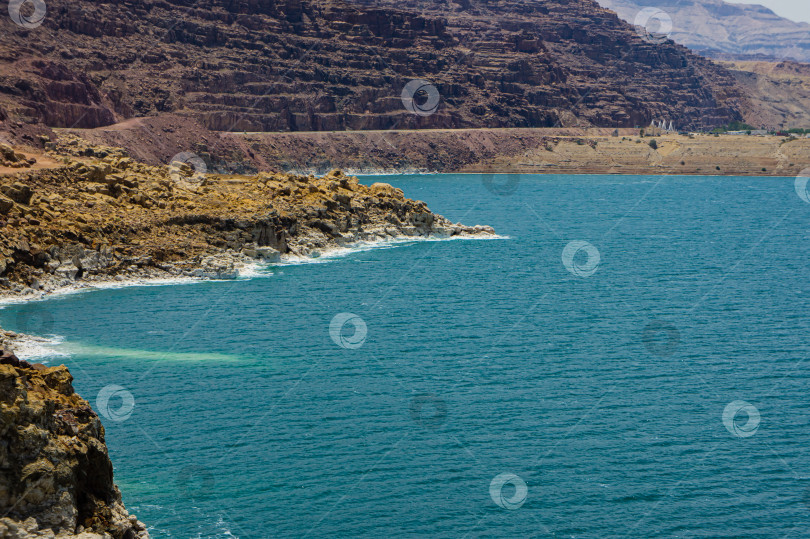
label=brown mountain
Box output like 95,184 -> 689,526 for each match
596,0 -> 810,62
0,0 -> 750,132
720,60 -> 810,129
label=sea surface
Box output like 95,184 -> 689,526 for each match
3,174 -> 810,538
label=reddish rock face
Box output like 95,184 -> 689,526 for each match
0,0 -> 747,131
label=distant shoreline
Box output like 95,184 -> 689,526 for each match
59,119 -> 810,178
238,130 -> 810,178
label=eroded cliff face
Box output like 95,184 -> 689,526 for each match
0,351 -> 149,538
0,0 -> 747,131
721,61 -> 810,129
0,137 -> 493,295
596,0 -> 810,63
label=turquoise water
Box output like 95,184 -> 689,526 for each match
4,174 -> 810,537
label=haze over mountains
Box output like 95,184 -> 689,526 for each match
0,0 -> 749,132
596,0 -> 810,62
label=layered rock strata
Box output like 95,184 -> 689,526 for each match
0,0 -> 748,131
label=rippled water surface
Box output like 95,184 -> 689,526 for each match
3,174 -> 810,538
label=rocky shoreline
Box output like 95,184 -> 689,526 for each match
0,232 -> 494,304
0,140 -> 494,536
0,142 -> 494,301
0,351 -> 149,538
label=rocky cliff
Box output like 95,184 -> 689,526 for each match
0,137 -> 492,296
596,0 -> 810,63
0,350 -> 149,538
0,0 -> 748,132
720,61 -> 810,129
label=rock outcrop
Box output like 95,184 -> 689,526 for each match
0,0 -> 748,131
0,141 -> 493,296
720,61 -> 810,130
0,145 -> 36,169
0,351 -> 149,538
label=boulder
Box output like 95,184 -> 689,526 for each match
76,250 -> 113,273
198,255 -> 239,279
0,144 -> 15,161
54,263 -> 80,280
1,183 -> 33,205
368,182 -> 404,198
0,195 -> 14,214
255,247 -> 281,262
0,145 -> 34,168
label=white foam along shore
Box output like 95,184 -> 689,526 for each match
289,167 -> 440,176
0,232 -> 508,358
3,333 -> 69,361
0,231 -> 507,303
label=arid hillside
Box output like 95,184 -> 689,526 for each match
5,117 -> 806,179
0,0 -> 749,131
720,61 -> 810,129
597,0 -> 810,63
